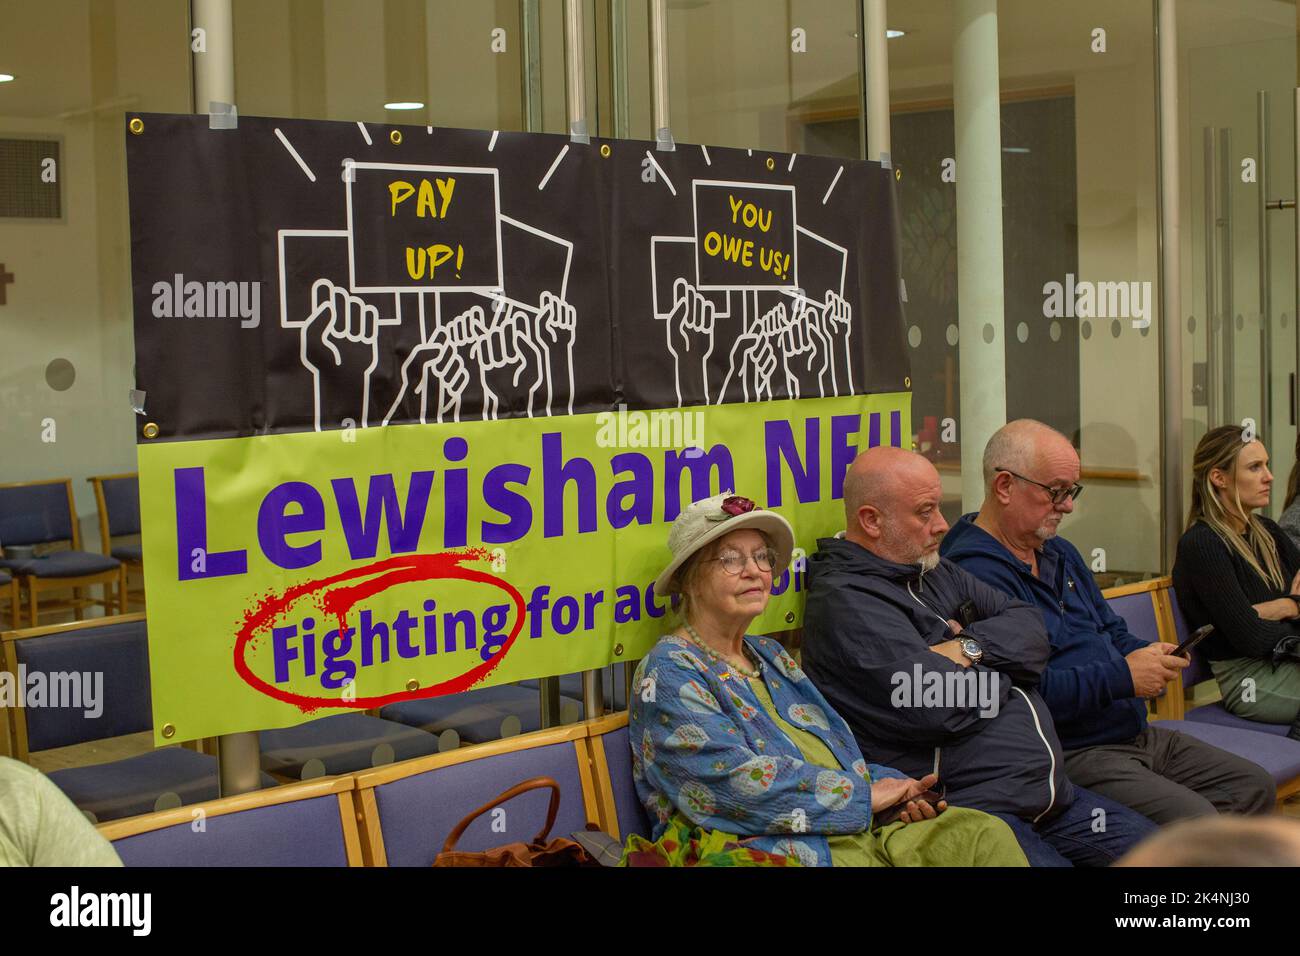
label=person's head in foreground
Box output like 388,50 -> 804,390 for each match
621,492 -> 1028,867
1117,814 -> 1300,866
975,419 -> 1081,555
842,445 -> 948,570
1188,424 -> 1284,588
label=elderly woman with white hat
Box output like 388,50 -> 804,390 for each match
625,492 -> 1027,866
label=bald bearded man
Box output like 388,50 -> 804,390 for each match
802,446 -> 1157,866
940,419 -> 1274,824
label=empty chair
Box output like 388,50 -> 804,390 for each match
380,683 -> 574,743
2,614 -> 273,822
0,479 -> 124,626
100,775 -> 363,866
259,712 -> 444,779
352,724 -> 601,866
88,473 -> 143,609
0,569 -> 17,630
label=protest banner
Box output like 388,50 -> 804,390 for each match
127,114 -> 910,743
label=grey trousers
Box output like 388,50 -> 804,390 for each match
1062,725 -> 1275,825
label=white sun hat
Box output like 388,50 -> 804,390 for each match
652,491 -> 795,597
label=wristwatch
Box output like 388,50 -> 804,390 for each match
957,637 -> 983,664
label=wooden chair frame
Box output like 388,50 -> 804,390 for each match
0,612 -> 202,765
584,711 -> 631,840
96,774 -> 365,866
351,722 -> 600,866
0,478 -> 126,626
87,473 -> 144,611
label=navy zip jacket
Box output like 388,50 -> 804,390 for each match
802,535 -> 1074,822
940,514 -> 1147,751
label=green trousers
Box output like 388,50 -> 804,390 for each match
1210,657 -> 1300,725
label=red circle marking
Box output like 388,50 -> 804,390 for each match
234,550 -> 525,712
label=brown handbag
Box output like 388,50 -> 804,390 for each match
431,776 -> 598,867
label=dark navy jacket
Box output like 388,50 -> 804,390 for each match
802,535 -> 1074,822
940,514 -> 1147,751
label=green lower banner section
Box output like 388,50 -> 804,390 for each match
139,393 -> 909,743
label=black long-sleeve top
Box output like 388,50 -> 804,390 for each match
1172,517 -> 1300,661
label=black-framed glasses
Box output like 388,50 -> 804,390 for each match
709,548 -> 778,575
996,468 -> 1083,505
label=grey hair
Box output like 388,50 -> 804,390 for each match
982,419 -> 1069,489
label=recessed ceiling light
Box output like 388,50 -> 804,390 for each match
0,74 -> 16,83
887,30 -> 905,39
384,101 -> 424,110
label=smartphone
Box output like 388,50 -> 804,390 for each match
874,788 -> 946,827
1172,624 -> 1214,658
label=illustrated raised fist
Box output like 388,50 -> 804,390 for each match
300,278 -> 381,430
664,278 -> 716,405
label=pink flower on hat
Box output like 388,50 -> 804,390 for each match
707,495 -> 758,522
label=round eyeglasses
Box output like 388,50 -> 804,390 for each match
708,548 -> 778,575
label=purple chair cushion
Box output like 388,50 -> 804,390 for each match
259,713 -> 440,777
1166,591 -> 1212,687
1183,702 -> 1289,736
4,551 -> 120,578
111,544 -> 143,564
48,748 -> 276,823
1106,592 -> 1161,645
1158,720 -> 1300,786
371,738 -> 593,865
381,685 -> 552,743
599,724 -> 652,840
101,477 -> 142,537
112,792 -> 352,867
0,483 -> 74,546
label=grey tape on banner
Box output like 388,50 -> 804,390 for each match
899,278 -> 908,303
209,101 -> 238,130
655,126 -> 676,152
129,389 -> 147,414
878,152 -> 892,169
569,119 -> 590,145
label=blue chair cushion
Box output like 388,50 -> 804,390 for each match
0,569 -> 10,585
381,685 -> 555,743
1106,591 -> 1161,645
1158,720 -> 1300,786
1183,702 -> 1289,736
113,791 -> 351,866
16,618 -> 152,749
111,544 -> 143,564
47,748 -> 277,823
0,482 -> 75,546
518,663 -> 631,712
599,724 -> 652,840
5,551 -> 121,578
372,738 -> 593,865
259,714 -> 441,778
102,477 -> 142,537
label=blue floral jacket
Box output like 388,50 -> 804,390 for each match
629,633 -> 907,867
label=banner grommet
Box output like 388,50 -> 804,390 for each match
406,679 -> 419,691
142,422 -> 160,439
390,130 -> 402,145
160,723 -> 176,739
129,117 -> 144,135
600,144 -> 611,158
766,157 -> 775,171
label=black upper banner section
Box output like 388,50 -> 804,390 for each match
126,114 -> 909,441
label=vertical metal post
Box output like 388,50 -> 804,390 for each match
610,0 -> 630,140
191,0 -> 234,114
648,0 -> 673,149
191,0 -> 260,795
563,0 -> 589,142
520,0 -> 543,133
1155,0 -> 1184,571
583,668 -> 605,721
953,0 -> 1007,510
860,0 -> 891,165
1204,127 -> 1219,427
1258,91 -> 1273,467
1294,89 -> 1300,428
1220,128 -> 1235,423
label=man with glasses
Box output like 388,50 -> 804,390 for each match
802,444 -> 1158,865
940,419 -> 1274,824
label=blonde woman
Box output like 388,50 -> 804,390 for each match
1172,425 -> 1300,739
